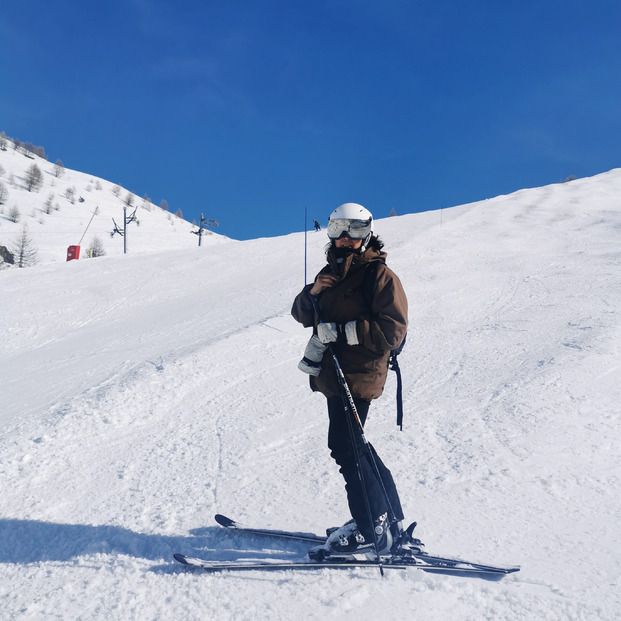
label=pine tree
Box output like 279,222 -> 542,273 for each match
12,225 -> 38,268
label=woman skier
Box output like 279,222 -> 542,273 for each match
292,202 -> 408,561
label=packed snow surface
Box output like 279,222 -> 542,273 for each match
1,159 -> 620,619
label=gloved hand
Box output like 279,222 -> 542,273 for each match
317,321 -> 359,346
298,335 -> 327,376
316,322 -> 340,343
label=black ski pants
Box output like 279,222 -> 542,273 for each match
327,395 -> 404,540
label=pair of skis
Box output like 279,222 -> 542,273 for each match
173,514 -> 520,577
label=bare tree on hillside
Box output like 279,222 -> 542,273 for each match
112,184 -> 121,197
22,143 -> 46,159
8,205 -> 21,222
25,163 -> 44,192
125,192 -> 134,207
12,225 -> 38,268
44,193 -> 55,214
0,182 -> 8,205
54,159 -> 65,177
175,208 -> 183,219
65,186 -> 76,203
160,199 -> 169,212
88,236 -> 106,258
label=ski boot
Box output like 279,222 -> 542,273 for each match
308,513 -> 392,562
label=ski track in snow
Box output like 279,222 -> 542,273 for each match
1,167 -> 621,619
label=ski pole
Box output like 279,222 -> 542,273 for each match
310,294 -> 399,525
304,206 -> 308,286
310,295 -> 396,574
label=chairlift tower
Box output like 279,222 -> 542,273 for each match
192,213 -> 219,246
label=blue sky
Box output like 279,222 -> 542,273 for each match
2,0 -> 620,240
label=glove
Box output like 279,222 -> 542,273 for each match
343,320 -> 359,346
317,321 -> 359,346
298,335 -> 327,376
317,322 -> 340,344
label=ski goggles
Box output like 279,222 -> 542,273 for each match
327,217 -> 373,240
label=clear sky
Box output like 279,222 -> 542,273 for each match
2,0 -> 620,240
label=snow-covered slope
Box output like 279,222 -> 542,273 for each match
1,168 -> 620,620
0,140 -> 229,266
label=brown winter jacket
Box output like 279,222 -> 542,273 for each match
291,240 -> 408,401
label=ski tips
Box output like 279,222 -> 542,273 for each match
214,514 -> 237,528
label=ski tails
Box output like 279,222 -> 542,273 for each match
214,514 -> 325,544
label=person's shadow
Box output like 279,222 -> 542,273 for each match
0,518 -> 304,570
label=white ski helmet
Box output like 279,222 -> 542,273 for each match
327,203 -> 374,250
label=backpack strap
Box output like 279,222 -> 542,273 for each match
389,335 -> 406,430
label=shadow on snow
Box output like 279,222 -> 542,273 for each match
0,518 -> 305,567
0,519 -> 510,580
